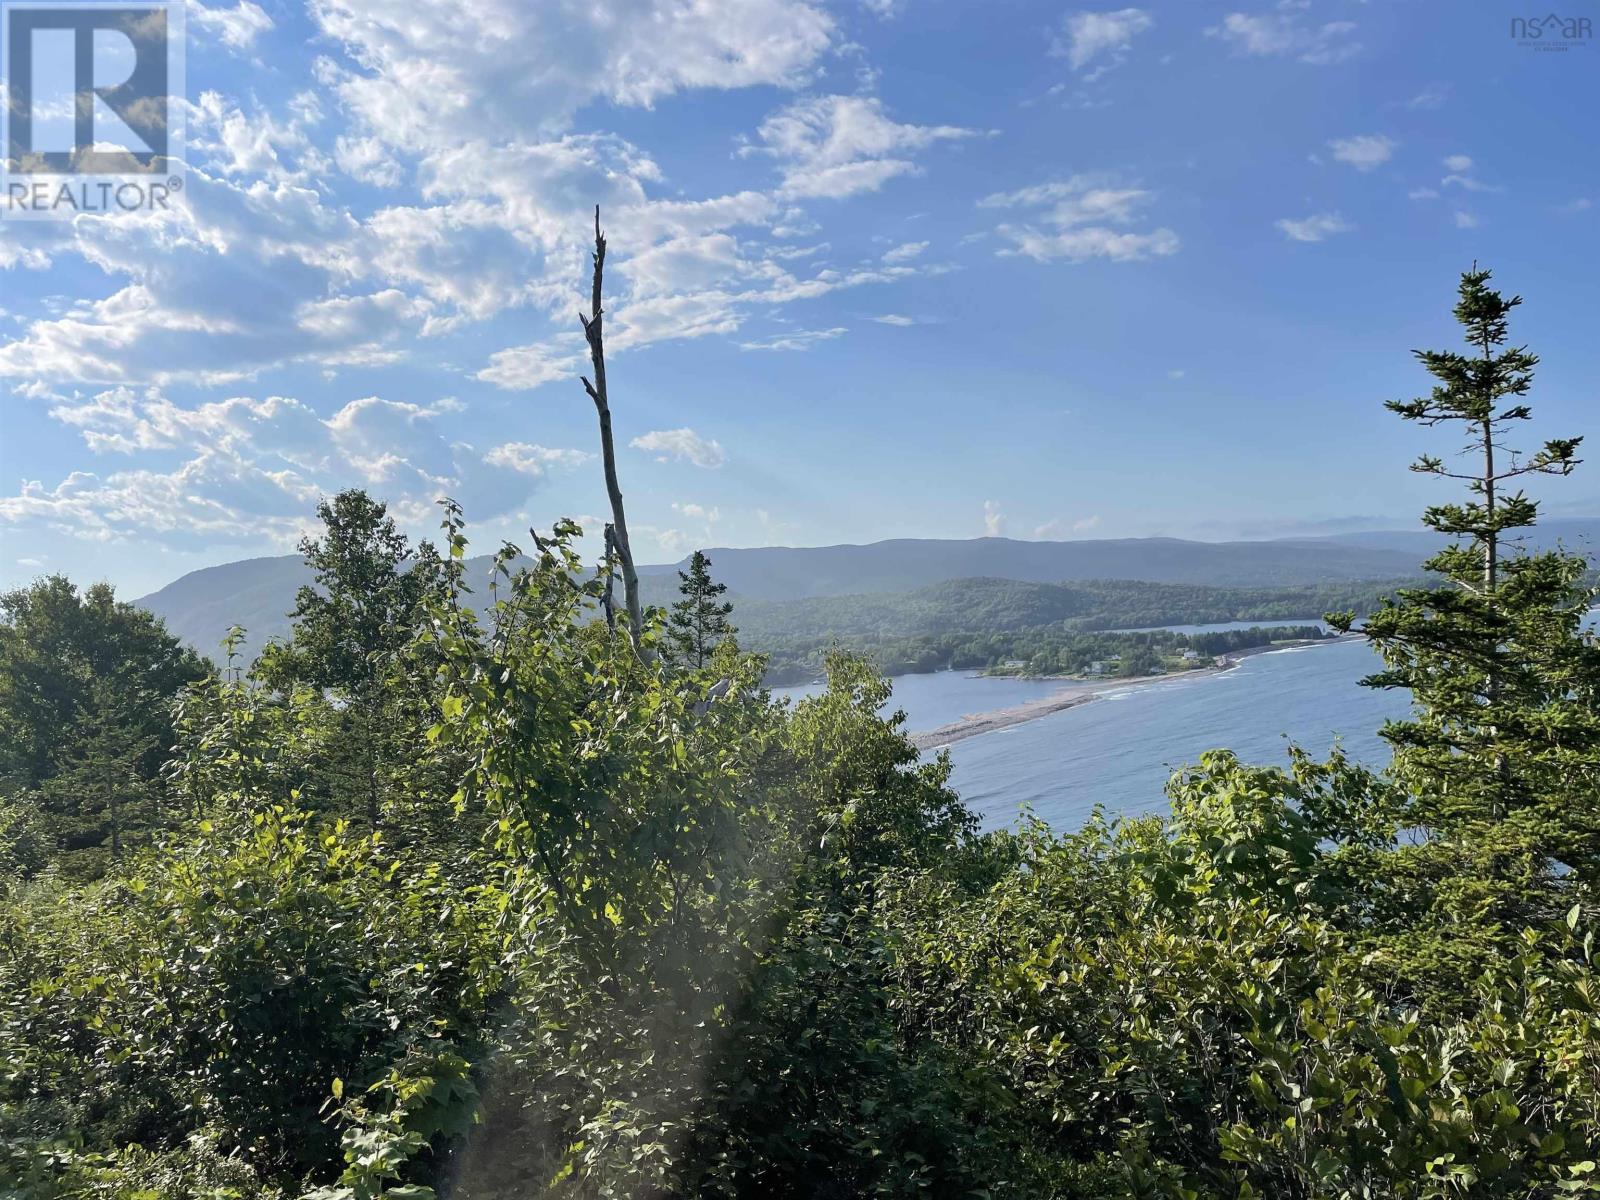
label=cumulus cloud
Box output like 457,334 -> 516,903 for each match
190,0 -> 274,50
484,443 -> 592,476
982,176 -> 1179,263
673,501 -> 720,522
630,428 -> 727,468
1275,212 -> 1353,242
312,0 -> 834,150
1,388 -> 579,550
749,95 -> 977,200
0,0 -> 962,438
1053,9 -> 1153,74
0,241 -> 53,271
1328,134 -> 1395,171
0,170 -> 441,387
1208,9 -> 1360,64
475,341 -> 582,391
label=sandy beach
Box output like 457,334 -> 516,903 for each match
907,637 -> 1355,752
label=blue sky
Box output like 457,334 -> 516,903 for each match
1,0 -> 1596,596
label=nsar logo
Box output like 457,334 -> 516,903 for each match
1510,12 -> 1593,50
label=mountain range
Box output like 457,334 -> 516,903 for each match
134,521 -> 1600,660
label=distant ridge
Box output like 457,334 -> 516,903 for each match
633,534 -> 1426,600
135,521 -> 1600,659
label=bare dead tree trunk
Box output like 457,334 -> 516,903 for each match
601,523 -> 618,633
579,206 -> 648,657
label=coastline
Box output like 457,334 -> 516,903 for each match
908,635 -> 1358,752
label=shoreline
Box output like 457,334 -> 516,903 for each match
907,635 -> 1359,752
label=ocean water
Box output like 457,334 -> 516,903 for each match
782,635 -> 1410,833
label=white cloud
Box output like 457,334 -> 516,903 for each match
750,95 -> 977,200
0,170 -> 445,387
1167,368 -> 1185,379
484,443 -> 591,476
1443,154 -> 1473,173
0,241 -> 53,271
983,175 -> 1179,263
312,0 -> 835,150
191,0 -> 274,50
738,326 -> 847,351
630,427 -> 727,468
1442,170 -> 1501,194
870,314 -> 918,326
1208,10 -> 1360,64
1454,210 -> 1479,229
335,135 -> 403,187
1038,513 -> 1100,538
475,341 -> 582,391
983,499 -> 1004,537
0,0 -> 945,413
881,240 -> 929,263
1275,212 -> 1353,242
1328,134 -> 1395,171
1053,9 -> 1153,73
1407,84 -> 1448,110
673,501 -> 720,522
1,389 -> 561,549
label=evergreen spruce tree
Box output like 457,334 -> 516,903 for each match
255,490 -> 445,826
668,551 -> 736,670
38,676 -> 159,871
1333,267 -> 1600,908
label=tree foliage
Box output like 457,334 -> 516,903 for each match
0,576 -> 208,878
4,267 -> 1600,1199
666,551 -> 736,670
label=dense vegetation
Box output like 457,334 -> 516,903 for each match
132,538 -> 1439,657
3,268 -> 1599,1198
766,621 -> 1334,683
735,578 -> 1384,681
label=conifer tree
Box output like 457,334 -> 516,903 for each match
255,490 -> 445,826
1333,267 -> 1600,890
39,676 -> 159,868
668,551 -> 736,670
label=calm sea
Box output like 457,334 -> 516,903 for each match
781,631 -> 1411,832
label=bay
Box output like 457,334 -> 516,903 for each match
782,632 -> 1410,833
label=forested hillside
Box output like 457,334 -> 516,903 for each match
5,268 -> 1600,1198
137,553 -> 1405,680
731,577 -> 1394,680
134,536 -> 1434,659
